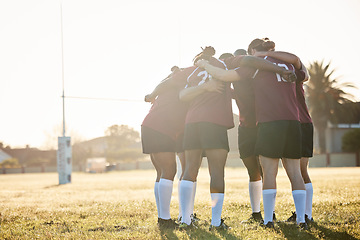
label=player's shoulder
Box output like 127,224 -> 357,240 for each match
266,56 -> 295,70
209,56 -> 228,69
176,65 -> 197,77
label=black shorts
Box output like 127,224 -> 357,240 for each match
301,123 -> 314,158
141,126 -> 177,154
238,126 -> 257,159
183,122 -> 229,152
255,120 -> 302,159
176,132 -> 185,153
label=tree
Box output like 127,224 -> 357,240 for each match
72,144 -> 92,166
0,158 -> 20,168
306,60 -> 356,153
104,125 -> 140,161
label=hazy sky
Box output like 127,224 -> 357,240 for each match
1,0 -> 359,149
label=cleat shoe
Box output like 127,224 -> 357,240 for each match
286,211 -> 297,223
190,213 -> 200,223
244,212 -> 263,223
262,221 -> 274,229
305,215 -> 314,225
158,218 -> 179,229
273,212 -> 277,221
299,222 -> 308,230
209,219 -> 231,231
178,222 -> 189,230
178,222 -> 196,230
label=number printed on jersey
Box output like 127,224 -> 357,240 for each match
197,70 -> 212,85
275,63 -> 290,82
252,62 -> 293,83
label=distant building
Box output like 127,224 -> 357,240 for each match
1,146 -> 56,166
321,102 -> 360,153
324,122 -> 360,153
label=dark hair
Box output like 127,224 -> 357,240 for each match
193,46 -> 216,64
234,49 -> 247,56
247,38 -> 275,55
171,66 -> 180,72
219,52 -> 234,60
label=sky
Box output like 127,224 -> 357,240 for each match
1,0 -> 360,149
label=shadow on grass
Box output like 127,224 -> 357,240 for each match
276,221 -> 358,240
174,227 -> 223,240
276,221 -> 317,240
159,227 -> 180,240
163,223 -> 238,240
309,221 -> 358,240
44,184 -> 62,189
216,228 -> 242,240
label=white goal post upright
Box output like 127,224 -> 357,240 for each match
57,136 -> 72,184
57,1 -> 72,184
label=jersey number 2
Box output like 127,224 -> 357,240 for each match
275,63 -> 290,82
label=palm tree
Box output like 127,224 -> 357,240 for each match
306,60 -> 356,153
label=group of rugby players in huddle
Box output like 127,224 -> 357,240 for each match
141,37 -> 314,231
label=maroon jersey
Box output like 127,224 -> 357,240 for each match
296,81 -> 312,123
224,55 -> 258,127
185,57 -> 234,129
253,56 -> 300,123
142,66 -> 196,139
232,66 -> 258,127
225,55 -> 246,70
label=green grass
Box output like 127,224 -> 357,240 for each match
1,167 -> 359,239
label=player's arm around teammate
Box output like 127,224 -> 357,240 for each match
196,55 -> 297,83
247,38 -> 307,229
141,66 -> 193,229
252,52 -> 314,214
254,50 -> 314,223
178,46 -> 233,230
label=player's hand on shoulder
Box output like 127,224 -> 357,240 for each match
281,69 -> 297,83
202,78 -> 224,93
195,59 -> 209,68
145,94 -> 156,104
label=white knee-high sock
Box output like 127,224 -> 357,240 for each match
158,178 -> 173,220
292,190 -> 306,224
154,181 -> 160,217
178,180 -> 182,220
305,183 -> 313,219
179,180 -> 194,225
211,193 -> 224,227
190,181 -> 197,215
249,180 -> 262,213
263,189 -> 276,224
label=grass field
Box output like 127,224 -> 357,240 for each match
1,167 -> 360,239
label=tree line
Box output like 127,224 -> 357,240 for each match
0,125 -> 145,168
307,60 -> 360,153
